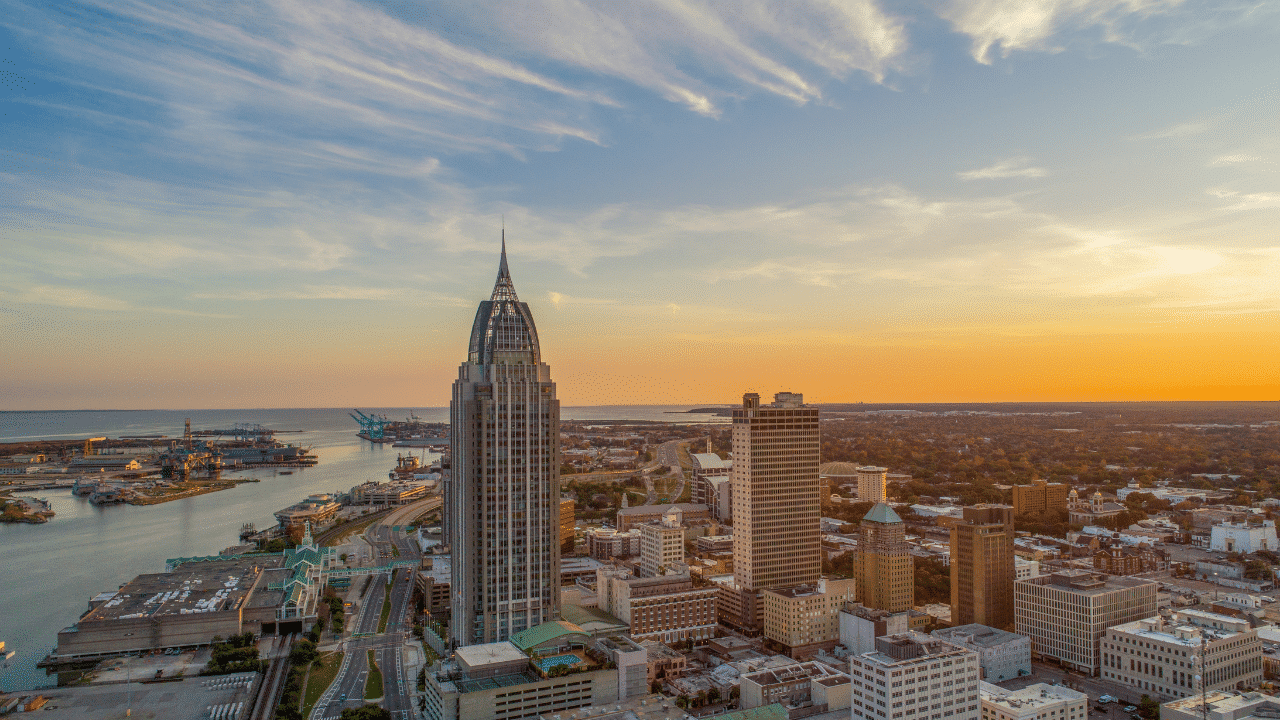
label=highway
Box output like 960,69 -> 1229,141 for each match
312,495 -> 435,719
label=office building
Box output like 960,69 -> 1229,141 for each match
595,568 -> 718,644
639,515 -> 686,577
1015,570 -> 1158,675
728,392 -> 821,630
840,605 -> 910,656
1101,609 -> 1262,699
449,241 -> 561,647
762,577 -> 857,657
1015,557 -> 1040,581
857,466 -> 888,504
1011,480 -> 1070,516
951,505 -> 1016,631
560,498 -> 576,553
979,682 -> 1087,720
932,624 -> 1030,682
853,503 -> 914,613
848,633 -> 982,720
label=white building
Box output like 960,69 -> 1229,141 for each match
933,625 -> 1031,683
849,632 -> 982,720
1014,557 -> 1040,581
841,605 -> 910,657
979,682 -> 1087,720
1015,570 -> 1158,675
1101,609 -> 1262,699
1211,520 -> 1279,554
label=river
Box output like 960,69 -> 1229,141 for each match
0,405 -> 726,691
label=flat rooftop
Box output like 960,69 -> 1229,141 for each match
82,556 -> 277,622
25,674 -> 258,719
455,641 -> 528,669
934,624 -> 1027,648
1023,570 -> 1157,596
980,682 -> 1086,709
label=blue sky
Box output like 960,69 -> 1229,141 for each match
2,0 -> 1278,409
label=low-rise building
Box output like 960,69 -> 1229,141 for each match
979,682 -> 1087,720
640,640 -> 687,684
1014,570 -> 1158,675
596,568 -> 718,644
423,627 -> 648,720
1163,691 -> 1280,720
1014,557 -> 1040,580
932,624 -> 1030,682
616,504 -> 711,532
1196,560 -> 1275,592
349,480 -> 428,505
762,578 -> 856,657
274,493 -> 342,529
740,660 -> 850,713
587,528 -> 643,560
639,516 -> 686,577
841,604 -> 911,656
848,633 -> 981,720
1212,520 -> 1279,554
1101,609 -> 1263,699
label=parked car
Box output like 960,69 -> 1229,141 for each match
1124,706 -> 1138,712
1100,696 -> 1116,703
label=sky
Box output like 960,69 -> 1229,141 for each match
2,0 -> 1278,410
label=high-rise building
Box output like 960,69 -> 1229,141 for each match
1015,570 -> 1158,675
727,391 -> 821,631
448,240 -> 560,647
857,466 -> 888,504
951,505 -> 1016,631
1011,479 -> 1070,516
852,503 -> 914,612
849,633 -> 982,720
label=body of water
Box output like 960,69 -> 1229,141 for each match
0,406 -> 725,691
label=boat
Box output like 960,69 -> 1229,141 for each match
278,471 -> 293,475
3,650 -> 13,661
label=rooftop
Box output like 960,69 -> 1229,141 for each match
863,502 -> 903,524
80,555 -> 276,623
454,641 -> 528,669
509,620 -> 589,652
1021,569 -> 1157,596
934,624 -> 1027,648
980,682 -> 1087,709
617,503 -> 708,517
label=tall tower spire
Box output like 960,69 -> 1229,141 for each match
451,236 -> 561,647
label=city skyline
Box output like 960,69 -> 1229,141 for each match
3,1 -> 1279,410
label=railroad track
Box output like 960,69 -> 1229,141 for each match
246,634 -> 297,720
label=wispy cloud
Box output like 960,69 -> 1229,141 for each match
1209,154 -> 1262,166
958,157 -> 1048,181
1131,120 -> 1211,140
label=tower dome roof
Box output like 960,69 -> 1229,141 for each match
467,235 -> 542,365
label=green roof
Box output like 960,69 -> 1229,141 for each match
719,705 -> 788,720
508,620 -> 587,652
863,502 -> 902,524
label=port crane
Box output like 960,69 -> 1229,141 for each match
350,409 -> 390,439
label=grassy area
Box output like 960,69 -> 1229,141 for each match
365,650 -> 383,700
391,544 -> 400,557
301,651 -> 345,717
377,582 -> 392,633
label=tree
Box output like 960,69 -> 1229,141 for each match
1139,694 -> 1159,720
708,688 -> 721,704
340,707 -> 392,720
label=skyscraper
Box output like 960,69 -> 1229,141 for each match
852,503 -> 914,612
727,391 -> 820,630
448,239 -> 560,647
950,504 -> 1015,631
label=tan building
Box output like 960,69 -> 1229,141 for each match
274,494 -> 342,529
980,682 -> 1088,720
1011,480 -> 1069,516
596,568 -> 718,644
762,577 -> 856,657
849,633 -> 981,720
586,528 -> 642,560
853,503 -> 914,612
728,391 -> 821,632
616,503 -> 710,532
639,513 -> 686,577
857,466 -> 888,504
951,505 -> 1016,631
350,480 -> 428,505
740,660 -> 851,712
560,497 -> 576,553
1101,609 -> 1262,699
1015,570 -> 1158,675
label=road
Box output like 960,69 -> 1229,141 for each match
647,440 -> 690,505
312,497 -> 431,719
